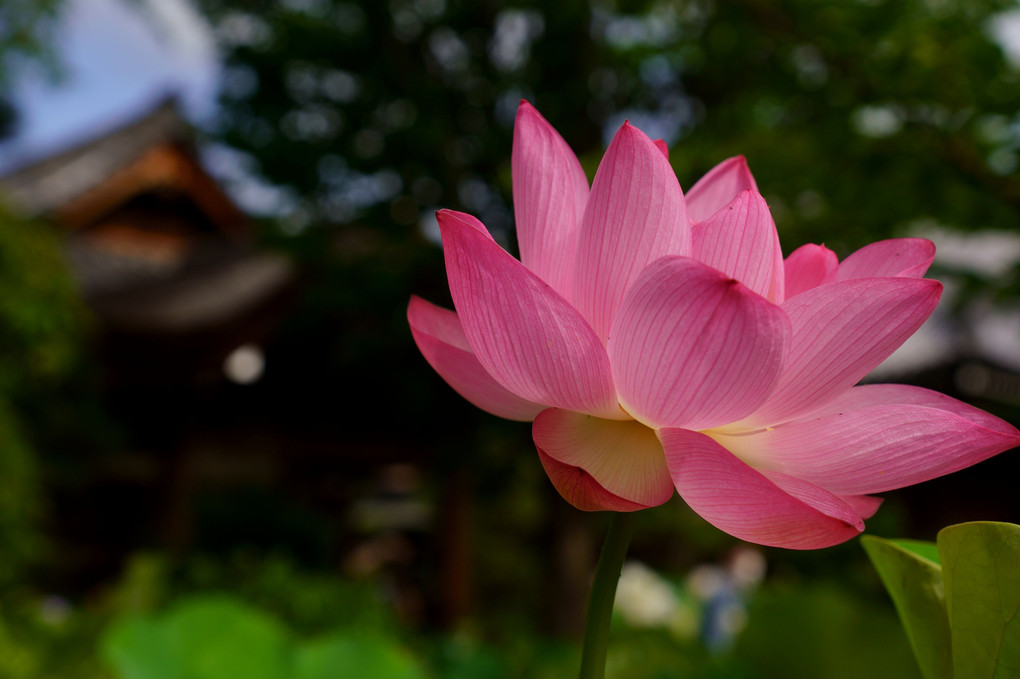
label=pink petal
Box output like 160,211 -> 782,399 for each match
573,122 -> 690,343
533,408 -> 674,510
716,403 -> 1020,496
652,139 -> 669,159
441,209 -> 495,239
746,277 -> 942,425
692,190 -> 784,302
537,451 -> 649,512
836,238 -> 936,281
759,469 -> 866,530
685,156 -> 758,224
796,383 -> 1020,436
845,495 -> 883,519
660,428 -> 865,549
407,296 -> 544,421
512,101 -> 590,300
783,244 -> 838,299
439,209 -> 622,419
609,256 -> 789,430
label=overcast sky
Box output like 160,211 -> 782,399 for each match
0,0 -> 218,173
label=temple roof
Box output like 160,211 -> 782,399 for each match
0,96 -> 296,363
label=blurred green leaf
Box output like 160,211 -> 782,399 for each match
295,633 -> 427,679
891,539 -> 942,566
736,580 -> 922,679
102,616 -> 185,679
939,521 -> 1020,679
163,596 -> 291,679
861,535 -> 951,679
102,593 -> 429,679
103,595 -> 290,679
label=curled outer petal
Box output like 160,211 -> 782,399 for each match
609,256 -> 789,430
804,383 -> 1020,433
660,428 -> 866,549
534,409 -> 674,511
717,389 -> 1020,496
438,209 -> 622,419
407,296 -> 543,421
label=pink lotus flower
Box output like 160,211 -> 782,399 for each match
408,100 -> 1020,549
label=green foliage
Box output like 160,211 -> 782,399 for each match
862,535 -> 951,679
201,0 -> 1020,258
940,522 -> 1020,679
102,595 -> 428,679
0,0 -> 63,139
0,204 -> 85,394
0,401 -> 42,585
0,204 -> 88,587
864,522 -> 1020,679
665,0 -> 1020,253
0,206 -> 103,675
174,553 -> 400,637
0,590 -> 113,679
99,577 -> 924,679
295,634 -> 426,679
0,546 -> 938,679
0,0 -> 63,86
735,581 -> 922,679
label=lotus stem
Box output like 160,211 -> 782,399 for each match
578,511 -> 637,679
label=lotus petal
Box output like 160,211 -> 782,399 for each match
798,383 -> 1020,436
512,101 -> 590,300
784,243 -> 838,299
660,428 -> 865,549
573,122 -> 690,343
746,277 -> 942,425
407,296 -> 544,421
609,256 -> 789,430
439,209 -> 621,419
685,156 -> 758,223
534,408 -> 673,510
837,238 -> 935,281
716,403 -> 1020,495
692,189 -> 784,301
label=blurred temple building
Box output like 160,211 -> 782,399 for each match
0,97 -> 306,584
0,100 -> 458,624
0,96 -> 296,385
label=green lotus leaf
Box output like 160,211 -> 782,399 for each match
939,521 -> 1020,679
862,535 -> 951,679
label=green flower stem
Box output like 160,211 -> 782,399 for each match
578,511 -> 637,679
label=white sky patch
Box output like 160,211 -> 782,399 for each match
989,8 -> 1020,68
200,143 -> 299,217
867,315 -> 958,379
0,0 -> 219,173
913,222 -> 1020,278
973,309 -> 1020,372
851,104 -> 903,138
869,224 -> 1020,379
489,9 -> 544,72
139,0 -> 220,105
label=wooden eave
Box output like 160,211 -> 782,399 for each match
53,141 -> 249,241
